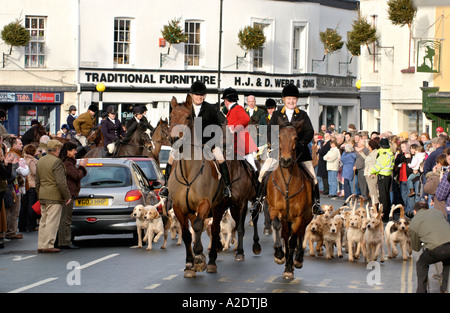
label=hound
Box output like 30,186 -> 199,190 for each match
131,204 -> 149,248
385,204 -> 412,261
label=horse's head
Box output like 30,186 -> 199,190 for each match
156,117 -> 171,146
169,95 -> 193,143
278,117 -> 304,168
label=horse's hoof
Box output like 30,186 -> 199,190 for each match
252,243 -> 261,255
235,254 -> 245,262
274,257 -> 285,265
184,269 -> 196,278
194,254 -> 207,272
206,264 -> 217,273
282,272 -> 294,280
294,260 -> 303,269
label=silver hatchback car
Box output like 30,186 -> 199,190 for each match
71,158 -> 157,239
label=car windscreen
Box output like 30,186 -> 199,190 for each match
80,164 -> 131,187
134,160 -> 159,181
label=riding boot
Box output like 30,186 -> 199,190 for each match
250,181 -> 264,214
312,183 -> 325,215
219,162 -> 232,198
159,163 -> 172,198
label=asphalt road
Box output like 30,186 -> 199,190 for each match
0,196 -> 445,296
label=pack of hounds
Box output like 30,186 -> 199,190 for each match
131,193 -> 412,262
303,194 -> 412,263
131,199 -> 237,252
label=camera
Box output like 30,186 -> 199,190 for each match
442,166 -> 448,172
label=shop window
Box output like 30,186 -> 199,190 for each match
18,105 -> 56,136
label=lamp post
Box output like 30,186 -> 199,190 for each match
96,83 -> 106,123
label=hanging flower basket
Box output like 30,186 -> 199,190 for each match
319,28 -> 344,55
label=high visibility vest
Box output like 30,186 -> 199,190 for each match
370,148 -> 394,176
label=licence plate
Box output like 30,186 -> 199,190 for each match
75,198 -> 109,206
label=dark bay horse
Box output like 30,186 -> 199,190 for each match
227,159 -> 261,261
167,95 -> 226,278
266,120 -> 313,280
83,126 -> 152,158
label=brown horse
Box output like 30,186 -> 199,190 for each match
227,159 -> 261,261
167,95 -> 227,278
266,119 -> 313,280
147,118 -> 171,163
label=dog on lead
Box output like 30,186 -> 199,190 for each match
143,198 -> 170,251
385,204 -> 412,261
131,204 -> 149,249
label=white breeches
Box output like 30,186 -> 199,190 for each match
258,158 -> 317,184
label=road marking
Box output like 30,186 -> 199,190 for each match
8,254 -> 119,293
145,283 -> 161,290
318,278 -> 332,287
163,274 -> 177,280
400,258 -> 413,293
8,277 -> 58,293
78,254 -> 119,270
12,255 -> 37,261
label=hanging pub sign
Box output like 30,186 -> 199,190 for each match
417,40 -> 441,73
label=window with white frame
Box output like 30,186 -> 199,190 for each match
185,21 -> 201,66
292,24 -> 306,72
253,22 -> 267,70
114,18 -> 132,65
25,16 -> 46,68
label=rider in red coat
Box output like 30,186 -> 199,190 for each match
223,88 -> 257,162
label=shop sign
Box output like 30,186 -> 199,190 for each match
0,91 -> 63,103
417,40 -> 441,73
81,70 -> 356,92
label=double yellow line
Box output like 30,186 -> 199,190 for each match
400,257 -> 414,293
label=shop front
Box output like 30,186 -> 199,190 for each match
0,90 -> 63,136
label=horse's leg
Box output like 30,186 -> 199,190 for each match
192,200 -> 210,273
294,218 -> 309,269
174,206 -> 195,278
233,202 -> 246,261
283,228 -> 297,280
251,202 -> 261,255
207,201 -> 226,273
272,216 -> 285,264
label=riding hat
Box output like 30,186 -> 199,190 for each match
61,124 -> 70,130
221,87 -> 239,102
379,138 -> 390,149
190,80 -> 207,95
282,84 -> 300,98
133,106 -> 144,115
88,104 -> 98,113
265,98 -> 276,108
30,119 -> 39,126
68,105 -> 77,112
106,105 -> 117,114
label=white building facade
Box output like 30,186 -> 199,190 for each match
1,0 -> 359,135
359,0 -> 437,135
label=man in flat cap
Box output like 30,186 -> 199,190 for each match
252,84 -> 324,215
36,139 -> 71,253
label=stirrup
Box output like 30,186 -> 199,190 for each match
250,199 -> 262,214
223,186 -> 232,198
313,203 -> 324,215
159,186 -> 169,198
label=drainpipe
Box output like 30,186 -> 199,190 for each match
74,0 -> 81,111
